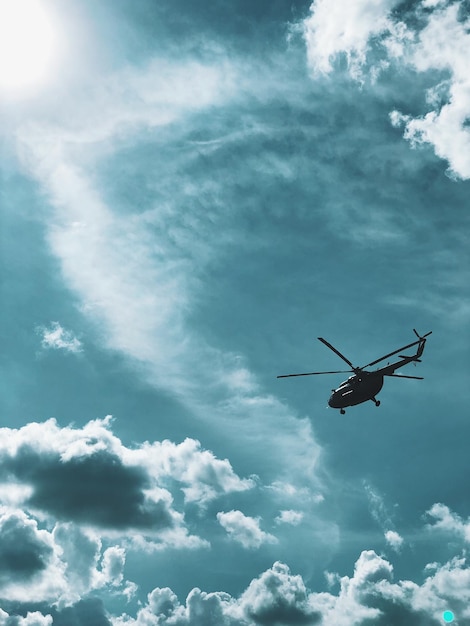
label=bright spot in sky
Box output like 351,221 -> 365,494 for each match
443,610 -> 455,623
0,0 -> 58,91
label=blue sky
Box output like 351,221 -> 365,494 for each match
0,0 -> 470,624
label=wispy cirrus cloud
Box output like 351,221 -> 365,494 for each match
38,321 -> 82,354
15,51 -> 324,499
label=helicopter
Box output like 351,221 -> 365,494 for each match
277,329 -> 432,413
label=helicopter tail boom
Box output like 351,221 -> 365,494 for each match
379,330 -> 431,377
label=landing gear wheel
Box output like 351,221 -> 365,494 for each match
375,400 -> 381,407
340,408 -> 346,415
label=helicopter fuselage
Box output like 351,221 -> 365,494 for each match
277,330 -> 431,414
328,373 -> 384,409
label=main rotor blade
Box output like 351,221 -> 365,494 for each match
362,338 -> 421,369
386,374 -> 424,380
277,370 -> 351,379
317,337 -> 356,370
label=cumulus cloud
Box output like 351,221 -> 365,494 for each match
0,508 -> 55,588
303,0 -> 470,179
52,523 -> 126,600
0,420 -> 175,532
274,510 -> 304,526
38,321 -> 82,354
6,510 -> 470,624
130,438 -> 255,507
0,507 -> 132,608
384,529 -> 404,552
426,502 -> 470,543
216,511 -> 277,549
303,0 -> 399,77
113,562 -> 319,626
0,611 -> 53,625
112,548 -> 470,625
0,418 -> 251,547
239,561 -> 320,625
390,3 -> 470,179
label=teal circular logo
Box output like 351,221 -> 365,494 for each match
443,611 -> 455,623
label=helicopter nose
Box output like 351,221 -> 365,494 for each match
328,392 -> 341,408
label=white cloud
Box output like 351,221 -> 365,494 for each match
0,418 -> 252,553
364,481 -> 397,535
101,546 -> 126,587
0,506 -> 133,608
0,612 -> 53,626
0,507 -> 63,603
303,0 -> 470,179
112,547 -> 470,625
384,529 -> 404,552
275,509 -> 304,526
239,561 -> 319,625
52,523 -> 128,603
391,4 -> 470,179
129,437 -> 255,506
217,510 -> 277,549
14,52 -> 325,507
38,321 -> 82,354
426,502 -> 470,543
311,548 -> 470,624
303,0 -> 399,77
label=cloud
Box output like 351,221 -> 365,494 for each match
52,523 -> 125,598
0,507 -> 132,607
303,0 -> 399,77
0,418 -> 251,548
217,511 -> 277,550
390,3 -> 470,179
6,510 -> 470,624
426,502 -> 470,543
113,561 -> 320,626
364,482 -> 393,530
13,49 -> 325,506
0,611 -> 53,625
113,547 -> 470,625
384,530 -> 404,552
130,438 -> 255,507
239,562 -> 320,625
0,421 -> 176,532
38,321 -> 82,354
0,508 -> 54,586
303,0 -> 470,179
274,510 -> 304,526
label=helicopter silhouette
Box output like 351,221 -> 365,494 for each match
277,329 -> 432,414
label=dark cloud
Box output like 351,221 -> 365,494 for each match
0,598 -> 112,626
0,420 -> 250,537
53,598 -> 112,626
0,511 -> 52,585
241,562 -> 320,626
2,445 -> 174,530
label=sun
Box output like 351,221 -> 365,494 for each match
0,0 -> 58,92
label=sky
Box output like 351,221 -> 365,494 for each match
0,0 -> 469,624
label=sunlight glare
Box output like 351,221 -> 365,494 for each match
0,0 -> 58,91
